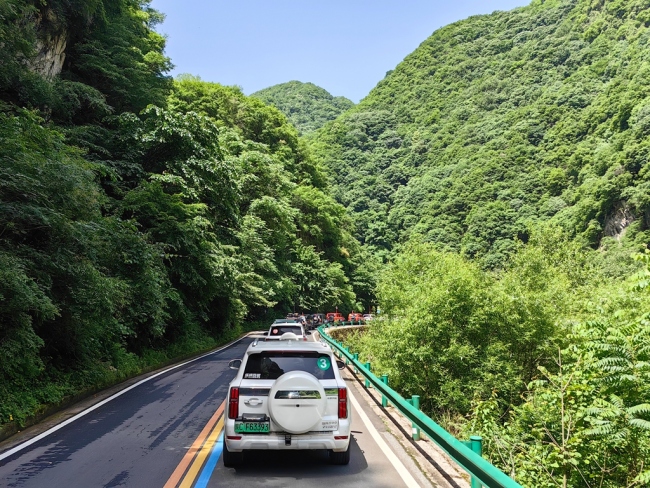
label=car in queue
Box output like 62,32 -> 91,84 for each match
309,313 -> 325,329
325,312 -> 344,323
266,323 -> 307,341
224,338 -> 351,466
347,312 -> 364,323
273,318 -> 299,325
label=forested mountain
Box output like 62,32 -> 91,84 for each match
252,81 -> 354,134
3,0 -> 650,485
310,0 -> 650,268
0,0 -> 370,427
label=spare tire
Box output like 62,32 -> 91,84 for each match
268,371 -> 327,434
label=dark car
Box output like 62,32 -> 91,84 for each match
309,313 -> 325,329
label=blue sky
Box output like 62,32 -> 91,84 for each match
151,0 -> 531,103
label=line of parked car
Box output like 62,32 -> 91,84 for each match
221,309 -> 379,467
325,312 -> 373,324
283,312 -> 374,328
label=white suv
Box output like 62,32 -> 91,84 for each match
265,322 -> 307,341
224,339 -> 352,466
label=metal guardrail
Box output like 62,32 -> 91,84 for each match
318,325 -> 522,488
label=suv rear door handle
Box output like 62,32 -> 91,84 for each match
244,398 -> 263,406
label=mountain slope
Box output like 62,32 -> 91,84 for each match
310,0 -> 650,267
252,81 -> 354,134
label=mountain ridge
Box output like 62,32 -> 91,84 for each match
252,80 -> 354,134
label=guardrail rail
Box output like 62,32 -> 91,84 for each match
317,325 -> 522,488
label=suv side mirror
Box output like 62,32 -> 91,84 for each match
336,360 -> 345,370
229,359 -> 242,370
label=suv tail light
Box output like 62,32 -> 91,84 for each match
338,387 -> 348,418
229,387 -> 239,419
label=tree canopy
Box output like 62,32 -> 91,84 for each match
0,3 -> 367,427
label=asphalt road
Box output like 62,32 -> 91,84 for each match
0,334 -> 413,488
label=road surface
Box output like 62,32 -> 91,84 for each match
0,334 -> 421,488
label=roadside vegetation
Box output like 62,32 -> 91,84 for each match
345,228 -> 650,487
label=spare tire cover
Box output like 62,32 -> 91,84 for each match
268,371 -> 327,434
280,332 -> 298,341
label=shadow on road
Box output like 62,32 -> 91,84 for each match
226,435 -> 368,480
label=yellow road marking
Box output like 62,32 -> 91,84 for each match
179,416 -> 224,488
164,400 -> 225,488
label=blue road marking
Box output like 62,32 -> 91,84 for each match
194,431 -> 225,488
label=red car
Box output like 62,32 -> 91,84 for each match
347,312 -> 364,323
326,312 -> 344,323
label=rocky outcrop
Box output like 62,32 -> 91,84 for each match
31,33 -> 67,80
603,202 -> 635,240
28,8 -> 67,80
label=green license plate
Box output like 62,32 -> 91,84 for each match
234,421 -> 270,434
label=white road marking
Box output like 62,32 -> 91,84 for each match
348,386 -> 421,488
0,333 -> 255,461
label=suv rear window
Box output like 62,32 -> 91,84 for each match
243,352 -> 335,380
268,325 -> 302,336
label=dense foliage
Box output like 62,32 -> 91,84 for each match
252,81 -> 354,135
0,2 -> 367,426
346,229 -> 650,487
309,0 -> 650,268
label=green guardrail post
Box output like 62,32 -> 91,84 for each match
364,362 -> 371,388
470,436 -> 483,488
345,346 -> 350,365
353,353 -> 359,372
412,395 -> 421,441
381,374 -> 389,407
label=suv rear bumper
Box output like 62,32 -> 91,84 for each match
225,432 -> 350,452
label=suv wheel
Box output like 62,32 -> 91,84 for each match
329,445 -> 350,465
223,442 -> 244,467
